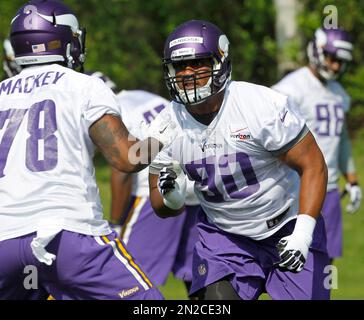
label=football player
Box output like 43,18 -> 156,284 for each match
149,20 -> 330,300
273,28 -> 362,262
109,89 -> 200,296
0,0 -> 176,300
86,70 -> 200,296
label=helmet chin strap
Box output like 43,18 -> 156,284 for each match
3,61 -> 19,78
318,67 -> 338,81
177,71 -> 230,105
310,45 -> 346,81
177,76 -> 212,105
316,48 -> 336,81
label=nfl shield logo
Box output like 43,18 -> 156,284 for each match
198,264 -> 207,276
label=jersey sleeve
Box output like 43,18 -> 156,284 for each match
245,86 -> 307,153
82,77 -> 120,129
272,78 -> 302,107
149,147 -> 174,175
148,107 -> 178,175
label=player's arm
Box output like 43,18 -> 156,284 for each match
89,114 -> 174,173
274,130 -> 328,273
339,122 -> 358,182
279,130 -> 328,219
339,121 -> 361,213
110,168 -> 133,224
149,170 -> 186,218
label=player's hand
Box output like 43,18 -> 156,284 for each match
344,183 -> 362,214
140,113 -> 177,149
274,214 -> 316,273
275,234 -> 310,273
158,167 -> 178,195
157,164 -> 186,210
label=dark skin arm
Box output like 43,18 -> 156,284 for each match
110,168 -> 133,224
149,173 -> 185,218
89,114 -> 163,173
279,131 -> 328,218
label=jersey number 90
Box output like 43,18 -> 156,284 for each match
185,152 -> 260,203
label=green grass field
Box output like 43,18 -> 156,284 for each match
95,129 -> 364,300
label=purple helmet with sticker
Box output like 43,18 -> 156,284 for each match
163,20 -> 231,105
307,27 -> 353,80
10,0 -> 86,70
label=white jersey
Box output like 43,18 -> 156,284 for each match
116,90 -> 199,205
273,67 -> 350,191
0,64 -> 120,241
150,81 -> 307,240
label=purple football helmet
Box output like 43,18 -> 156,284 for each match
84,70 -> 118,93
10,0 -> 86,70
307,27 -> 353,80
163,20 -> 231,105
3,39 -> 22,78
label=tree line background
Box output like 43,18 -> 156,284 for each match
1,0 -> 364,133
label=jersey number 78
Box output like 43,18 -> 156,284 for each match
0,99 -> 58,178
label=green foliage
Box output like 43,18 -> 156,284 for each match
2,1 -> 363,299
0,0 -> 277,95
1,0 -> 363,130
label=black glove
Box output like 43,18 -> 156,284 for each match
158,167 -> 177,195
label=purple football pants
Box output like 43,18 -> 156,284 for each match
0,230 -> 163,300
120,195 -> 199,285
190,211 -> 331,300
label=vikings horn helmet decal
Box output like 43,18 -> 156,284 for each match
10,0 -> 86,70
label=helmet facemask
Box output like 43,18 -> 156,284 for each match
307,28 -> 353,81
3,39 -> 22,77
163,20 -> 231,105
164,53 -> 230,105
308,43 -> 348,81
65,27 -> 86,70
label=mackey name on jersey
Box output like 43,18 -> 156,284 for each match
0,71 -> 66,96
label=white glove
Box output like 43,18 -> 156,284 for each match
275,214 -> 316,273
140,113 -> 177,149
158,162 -> 186,210
345,183 -> 362,214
